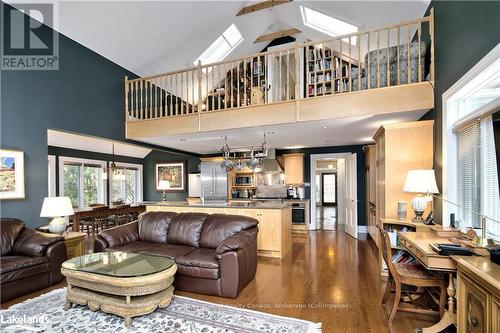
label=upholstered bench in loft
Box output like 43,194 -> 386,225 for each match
351,41 -> 428,90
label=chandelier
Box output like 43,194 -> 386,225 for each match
220,134 -> 269,172
108,142 -> 125,181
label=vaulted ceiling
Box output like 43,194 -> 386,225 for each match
14,1 -> 429,77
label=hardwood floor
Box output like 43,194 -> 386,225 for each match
1,230 -> 448,332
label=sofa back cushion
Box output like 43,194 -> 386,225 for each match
1,218 -> 25,256
99,221 -> 139,247
200,214 -> 259,249
167,213 -> 208,247
138,211 -> 177,243
12,228 -> 63,257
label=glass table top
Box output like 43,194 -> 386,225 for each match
62,252 -> 175,277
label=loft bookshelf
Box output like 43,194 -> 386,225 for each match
306,44 -> 359,97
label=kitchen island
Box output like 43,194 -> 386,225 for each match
144,201 -> 291,259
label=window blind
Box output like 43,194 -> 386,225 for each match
456,116 -> 500,241
481,117 -> 500,240
456,121 -> 481,228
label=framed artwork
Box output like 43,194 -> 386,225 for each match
0,149 -> 25,199
155,161 -> 186,192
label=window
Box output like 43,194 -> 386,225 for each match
455,114 -> 500,240
300,5 -> 358,45
193,24 -> 243,66
48,155 -> 56,197
110,162 -> 143,204
443,44 -> 500,240
59,157 -> 107,208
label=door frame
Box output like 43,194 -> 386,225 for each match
321,172 -> 337,206
310,153 -> 351,230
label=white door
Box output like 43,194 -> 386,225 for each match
344,153 -> 358,239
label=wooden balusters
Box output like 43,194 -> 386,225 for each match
377,30 -> 380,88
407,25 -> 411,84
348,37 -> 352,92
357,35 -> 361,91
397,26 -> 400,85
123,14 -> 435,123
387,28 -> 390,87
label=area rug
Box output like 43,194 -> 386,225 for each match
0,288 -> 322,333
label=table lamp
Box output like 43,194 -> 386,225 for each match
403,170 -> 439,224
158,180 -> 170,202
40,196 -> 75,234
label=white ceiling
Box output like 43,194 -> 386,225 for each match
14,0 -> 429,76
47,129 -> 152,158
136,110 -> 429,154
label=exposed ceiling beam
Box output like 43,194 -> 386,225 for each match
254,28 -> 302,43
236,0 -> 291,17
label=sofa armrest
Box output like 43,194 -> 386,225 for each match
215,227 -> 257,259
94,237 -> 108,253
44,241 -> 67,284
12,228 -> 63,257
97,221 -> 139,248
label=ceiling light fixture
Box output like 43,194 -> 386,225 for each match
322,126 -> 328,129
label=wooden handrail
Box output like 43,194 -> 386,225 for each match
125,11 -> 434,122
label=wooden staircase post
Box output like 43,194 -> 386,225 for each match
197,60 -> 203,131
294,42 -> 300,121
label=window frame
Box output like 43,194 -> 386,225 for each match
442,43 -> 500,227
58,156 -> 107,209
48,155 -> 56,197
193,23 -> 243,66
108,161 -> 143,204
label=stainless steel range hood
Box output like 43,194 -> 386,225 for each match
259,149 -> 283,174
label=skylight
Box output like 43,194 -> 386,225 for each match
194,24 -> 243,66
300,6 -> 358,45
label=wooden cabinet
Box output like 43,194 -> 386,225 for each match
373,120 -> 434,224
455,256 -> 500,333
63,232 -> 85,259
365,145 -> 378,245
283,153 -> 304,185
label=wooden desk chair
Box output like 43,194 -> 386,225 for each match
378,226 -> 447,324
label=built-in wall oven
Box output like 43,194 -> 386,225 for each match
292,204 -> 306,224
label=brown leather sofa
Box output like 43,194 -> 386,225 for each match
1,218 -> 67,303
94,212 -> 258,298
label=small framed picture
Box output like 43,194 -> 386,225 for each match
0,149 -> 25,200
155,161 -> 186,192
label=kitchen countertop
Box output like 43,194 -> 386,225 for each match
229,198 -> 310,203
142,201 -> 291,209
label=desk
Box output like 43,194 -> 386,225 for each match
399,232 -> 457,333
71,205 -> 145,232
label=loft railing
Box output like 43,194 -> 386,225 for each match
125,9 -> 434,122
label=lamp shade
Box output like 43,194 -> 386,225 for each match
403,170 -> 439,194
40,197 -> 74,217
158,180 -> 171,190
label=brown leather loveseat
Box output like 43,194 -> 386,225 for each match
1,218 -> 67,303
94,212 -> 258,298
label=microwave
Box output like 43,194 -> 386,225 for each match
234,175 -> 253,186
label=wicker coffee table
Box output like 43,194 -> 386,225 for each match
61,251 -> 176,327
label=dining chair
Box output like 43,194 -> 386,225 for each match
378,226 -> 447,325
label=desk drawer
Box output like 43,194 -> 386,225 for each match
400,239 -> 428,266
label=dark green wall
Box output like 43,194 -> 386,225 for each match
0,6 -> 197,227
426,1 -> 500,222
277,145 -> 367,226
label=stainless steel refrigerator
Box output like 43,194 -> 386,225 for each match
200,162 -> 228,201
